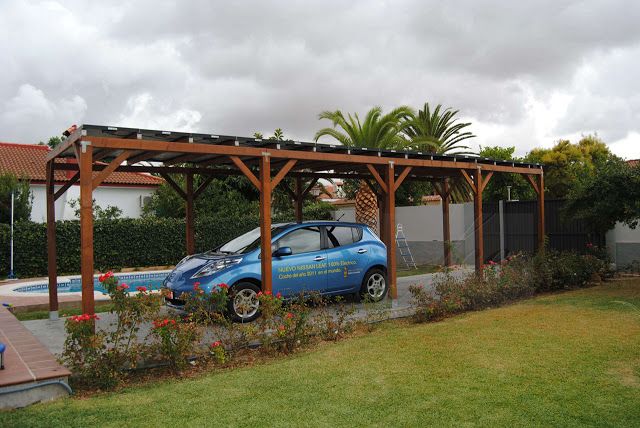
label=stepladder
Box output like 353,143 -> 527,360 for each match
395,224 -> 417,269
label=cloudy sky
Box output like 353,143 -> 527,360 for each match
1,0 -> 639,159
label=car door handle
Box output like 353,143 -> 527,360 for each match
357,249 -> 368,254
314,256 -> 326,261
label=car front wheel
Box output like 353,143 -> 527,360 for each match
228,282 -> 261,322
360,268 -> 388,302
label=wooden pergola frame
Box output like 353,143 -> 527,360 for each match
45,125 -> 544,317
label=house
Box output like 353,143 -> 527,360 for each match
0,142 -> 162,222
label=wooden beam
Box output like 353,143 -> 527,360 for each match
302,178 -> 319,197
473,169 -> 484,272
481,171 -> 494,193
460,169 -> 475,191
159,173 -> 187,199
366,164 -> 388,193
79,143 -> 95,316
85,135 -> 544,175
127,151 -> 157,165
524,174 -> 539,195
259,155 -> 273,294
537,173 -> 545,252
186,173 -> 195,255
230,156 -> 260,189
442,178 -> 452,267
193,175 -> 215,199
271,159 -> 297,188
394,166 -> 413,191
46,161 -> 59,316
280,181 -> 297,200
91,150 -> 133,190
54,172 -> 80,201
385,163 -> 397,299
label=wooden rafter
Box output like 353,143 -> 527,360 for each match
271,159 -> 297,188
159,172 -> 187,199
54,172 -> 80,201
481,171 -> 494,193
524,174 -> 540,195
193,175 -> 216,199
366,164 -> 388,193
460,169 -> 475,191
91,150 -> 133,190
229,156 -> 260,189
394,166 -> 413,191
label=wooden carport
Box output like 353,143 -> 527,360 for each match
45,124 -> 544,318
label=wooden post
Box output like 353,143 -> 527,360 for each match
377,194 -> 385,239
79,141 -> 95,315
442,178 -> 452,267
473,168 -> 484,272
185,173 -> 195,255
537,173 -> 545,252
259,155 -> 273,294
46,160 -> 59,320
294,176 -> 303,223
385,163 -> 397,299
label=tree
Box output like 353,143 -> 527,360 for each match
479,146 -> 534,201
315,106 -> 412,149
401,103 -> 475,154
315,106 -> 412,232
401,102 -> 477,202
44,136 -> 63,149
525,134 -> 618,199
564,159 -> 640,234
0,173 -> 32,223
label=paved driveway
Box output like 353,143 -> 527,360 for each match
23,268 -> 471,356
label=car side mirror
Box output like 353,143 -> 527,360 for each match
273,247 -> 293,257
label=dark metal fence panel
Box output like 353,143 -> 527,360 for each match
483,202 -> 501,262
481,199 -> 604,263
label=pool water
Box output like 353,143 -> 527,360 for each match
14,272 -> 169,294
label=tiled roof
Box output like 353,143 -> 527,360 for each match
628,159 -> 639,167
0,142 -> 163,186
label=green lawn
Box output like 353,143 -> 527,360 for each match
14,302 -> 114,321
2,280 -> 640,427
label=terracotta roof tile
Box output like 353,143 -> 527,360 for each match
0,142 -> 162,186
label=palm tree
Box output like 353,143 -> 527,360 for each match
315,106 -> 412,233
402,103 -> 475,155
402,103 -> 477,202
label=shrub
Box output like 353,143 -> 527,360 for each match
61,272 -> 162,388
147,317 -> 201,371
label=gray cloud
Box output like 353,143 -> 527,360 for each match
1,0 -> 639,158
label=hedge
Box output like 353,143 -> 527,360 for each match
0,208 -> 332,278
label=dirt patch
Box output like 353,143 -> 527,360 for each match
608,361 -> 640,388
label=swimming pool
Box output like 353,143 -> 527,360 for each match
11,271 -> 169,294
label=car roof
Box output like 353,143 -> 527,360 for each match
279,220 -> 369,229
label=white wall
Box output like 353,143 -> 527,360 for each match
30,184 -> 156,222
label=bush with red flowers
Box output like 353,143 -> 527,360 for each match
209,341 -> 226,365
148,316 -> 201,371
61,272 -> 162,388
183,282 -> 230,325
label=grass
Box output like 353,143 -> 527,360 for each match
396,264 -> 440,277
2,280 -> 640,427
14,302 -> 114,321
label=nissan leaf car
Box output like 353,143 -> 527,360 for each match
163,221 -> 388,321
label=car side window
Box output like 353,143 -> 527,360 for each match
327,226 -> 361,248
277,227 -> 322,254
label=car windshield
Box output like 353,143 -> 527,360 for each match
212,225 -> 289,255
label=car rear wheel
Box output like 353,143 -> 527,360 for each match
228,282 -> 261,322
360,268 -> 388,302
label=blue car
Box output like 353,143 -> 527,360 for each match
164,221 -> 388,321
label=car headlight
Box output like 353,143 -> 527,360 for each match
191,258 -> 242,279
